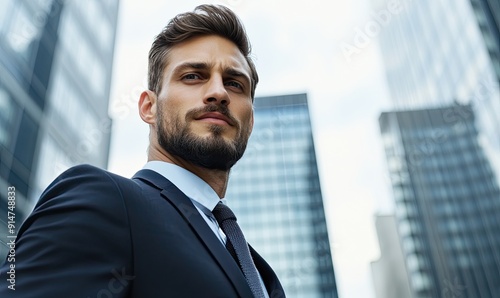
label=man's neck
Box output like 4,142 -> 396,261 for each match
148,150 -> 229,198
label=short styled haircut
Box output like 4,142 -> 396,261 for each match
148,4 -> 259,99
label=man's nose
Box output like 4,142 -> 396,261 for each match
204,76 -> 230,105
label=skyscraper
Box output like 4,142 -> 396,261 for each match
372,2 -> 500,295
372,0 -> 500,178
378,105 -> 500,298
0,0 -> 119,258
226,93 -> 338,298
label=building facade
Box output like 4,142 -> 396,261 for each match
373,2 -> 500,296
226,93 -> 338,298
470,0 -> 500,82
379,105 -> 500,298
372,0 -> 500,182
0,0 -> 119,258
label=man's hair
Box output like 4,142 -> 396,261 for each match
148,4 -> 258,99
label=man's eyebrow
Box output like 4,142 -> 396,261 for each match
224,67 -> 251,87
225,68 -> 249,80
172,62 -> 210,73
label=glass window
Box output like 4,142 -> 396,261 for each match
0,88 -> 13,122
78,1 -> 113,51
95,10 -> 112,51
403,237 -> 416,253
79,107 -> 101,160
33,135 -> 73,199
102,0 -> 118,11
412,271 -> 431,291
0,87 -> 16,146
48,65 -> 68,109
407,253 -> 420,272
6,3 -> 40,59
76,40 -> 93,82
0,0 -> 15,34
399,219 -> 411,236
14,112 -> 38,168
89,55 -> 105,97
59,7 -> 80,56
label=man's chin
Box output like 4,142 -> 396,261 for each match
161,139 -> 238,170
191,122 -> 229,137
191,128 -> 238,145
179,148 -> 239,171
157,120 -> 247,171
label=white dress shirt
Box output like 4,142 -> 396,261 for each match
142,161 -> 269,298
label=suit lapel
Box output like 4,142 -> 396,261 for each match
133,169 -> 254,298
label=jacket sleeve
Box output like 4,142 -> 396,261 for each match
0,164 -> 133,297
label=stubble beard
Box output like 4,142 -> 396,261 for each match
156,103 -> 250,171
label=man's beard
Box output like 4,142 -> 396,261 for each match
157,103 -> 250,171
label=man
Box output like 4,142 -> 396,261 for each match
0,5 -> 285,298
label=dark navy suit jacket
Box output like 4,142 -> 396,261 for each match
0,164 -> 285,297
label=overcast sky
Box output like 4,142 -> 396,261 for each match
108,1 -> 396,297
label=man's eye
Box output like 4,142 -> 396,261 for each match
183,74 -> 201,80
225,81 -> 242,89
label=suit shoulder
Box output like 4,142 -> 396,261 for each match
23,163 -> 138,245
37,164 -> 140,210
49,164 -> 134,189
57,164 -> 126,181
2,164 -> 135,296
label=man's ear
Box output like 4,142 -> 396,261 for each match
139,90 -> 157,125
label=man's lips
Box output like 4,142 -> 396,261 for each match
196,112 -> 235,126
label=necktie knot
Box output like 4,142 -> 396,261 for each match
212,202 -> 237,224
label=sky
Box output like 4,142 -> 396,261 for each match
108,1 -> 397,297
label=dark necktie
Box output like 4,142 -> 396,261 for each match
212,203 -> 266,298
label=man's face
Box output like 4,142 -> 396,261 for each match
155,35 -> 254,170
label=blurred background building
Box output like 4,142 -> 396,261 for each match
226,93 -> 338,298
0,0 -> 119,258
371,0 -> 500,297
372,0 -> 500,172
378,106 -> 500,297
370,214 -> 412,298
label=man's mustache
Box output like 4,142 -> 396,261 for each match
187,104 -> 238,127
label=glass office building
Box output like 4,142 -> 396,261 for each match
0,0 -> 119,258
379,105 -> 500,298
372,0 -> 500,180
372,2 -> 500,296
226,93 -> 338,298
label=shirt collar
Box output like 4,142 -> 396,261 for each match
142,161 -> 221,212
